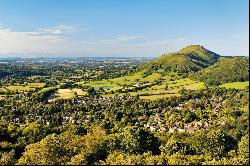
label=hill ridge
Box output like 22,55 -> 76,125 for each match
142,44 -> 221,74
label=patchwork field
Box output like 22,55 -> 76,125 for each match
78,69 -> 206,100
2,83 -> 46,92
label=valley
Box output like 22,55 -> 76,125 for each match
0,45 -> 249,165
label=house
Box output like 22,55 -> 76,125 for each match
194,121 -> 203,128
197,121 -> 203,127
174,121 -> 180,125
218,120 -> 226,125
149,126 -> 157,131
169,127 -> 177,133
156,113 -> 164,118
133,84 -> 140,87
177,128 -> 185,132
186,127 -> 195,133
160,126 -> 169,132
190,109 -> 196,113
138,116 -> 144,122
14,118 -> 20,123
204,121 -> 210,127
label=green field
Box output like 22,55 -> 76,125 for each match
57,89 -> 75,99
3,83 -> 46,92
72,88 -> 87,96
77,70 -> 206,100
110,70 -> 162,85
28,83 -> 46,88
0,70 -> 207,101
219,81 -> 249,89
5,85 -> 35,91
48,88 -> 87,102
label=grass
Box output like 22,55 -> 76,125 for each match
78,71 -> 206,100
78,68 -> 159,85
72,88 -> 87,96
80,80 -> 123,92
110,70 -> 145,85
64,70 -> 206,101
84,80 -> 113,86
184,82 -> 205,90
79,70 -> 162,93
28,83 -> 46,88
57,89 -> 75,99
109,70 -> 161,85
0,88 -> 7,92
150,78 -> 205,92
48,88 -> 87,102
3,82 -> 46,92
141,72 -> 161,82
219,81 -> 249,89
6,86 -> 34,91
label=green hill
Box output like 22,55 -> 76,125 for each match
142,45 -> 220,75
190,57 -> 249,85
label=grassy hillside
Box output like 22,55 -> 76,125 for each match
75,45 -> 223,100
141,45 -> 220,75
219,81 -> 249,89
190,57 -> 249,85
75,45 -> 249,100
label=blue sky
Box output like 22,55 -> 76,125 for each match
0,0 -> 249,57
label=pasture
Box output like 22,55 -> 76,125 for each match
219,81 -> 249,89
48,88 -> 87,102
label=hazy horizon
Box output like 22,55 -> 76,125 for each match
0,0 -> 249,57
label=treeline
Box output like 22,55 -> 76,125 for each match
190,57 -> 249,85
1,123 -> 248,165
0,62 -> 139,82
0,87 -> 249,165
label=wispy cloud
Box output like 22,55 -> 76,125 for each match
97,34 -> 141,44
116,34 -> 141,41
0,24 -> 77,55
36,24 -> 76,35
0,24 -> 189,57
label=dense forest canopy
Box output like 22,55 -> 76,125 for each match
190,57 -> 249,85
